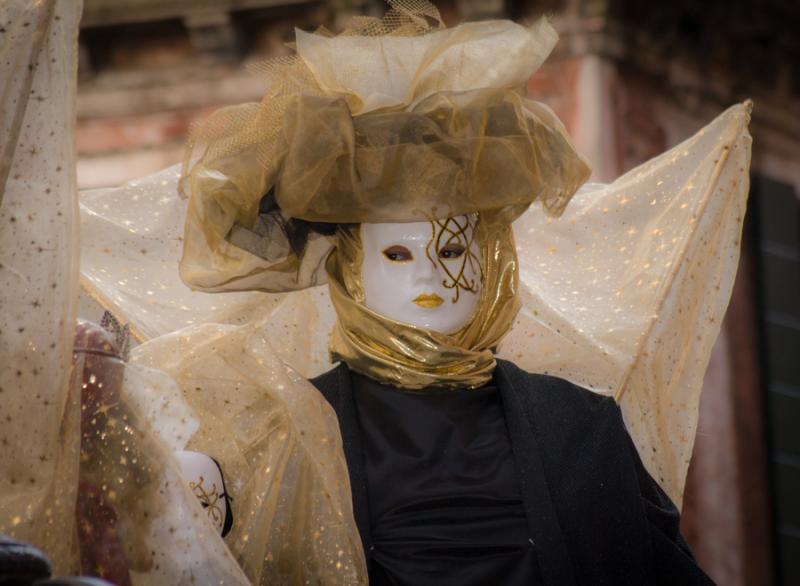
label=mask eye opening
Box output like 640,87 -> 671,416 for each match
382,245 -> 414,262
438,243 -> 465,259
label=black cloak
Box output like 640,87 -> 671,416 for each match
311,359 -> 714,586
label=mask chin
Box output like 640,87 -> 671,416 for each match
359,216 -> 483,335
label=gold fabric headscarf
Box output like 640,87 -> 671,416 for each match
327,210 -> 520,389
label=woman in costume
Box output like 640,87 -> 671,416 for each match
303,214 -> 713,584
2,1 -> 751,584
172,3 -> 719,583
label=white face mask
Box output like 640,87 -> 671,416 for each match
361,215 -> 483,334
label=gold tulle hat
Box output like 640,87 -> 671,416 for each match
179,0 -> 591,295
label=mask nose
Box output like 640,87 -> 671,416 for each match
410,253 -> 439,289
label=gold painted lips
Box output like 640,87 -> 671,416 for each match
413,293 -> 444,308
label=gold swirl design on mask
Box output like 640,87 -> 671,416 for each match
189,475 -> 225,528
425,215 -> 483,303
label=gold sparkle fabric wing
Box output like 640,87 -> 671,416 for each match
0,0 -> 82,573
79,165 -> 266,342
128,320 -> 367,585
72,324 -> 253,586
80,172 -> 365,584
498,102 -> 752,506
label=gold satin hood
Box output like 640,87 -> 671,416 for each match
327,210 -> 521,390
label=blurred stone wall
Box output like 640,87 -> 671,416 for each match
77,0 -> 337,188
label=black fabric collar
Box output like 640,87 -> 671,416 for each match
311,361 -> 577,586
